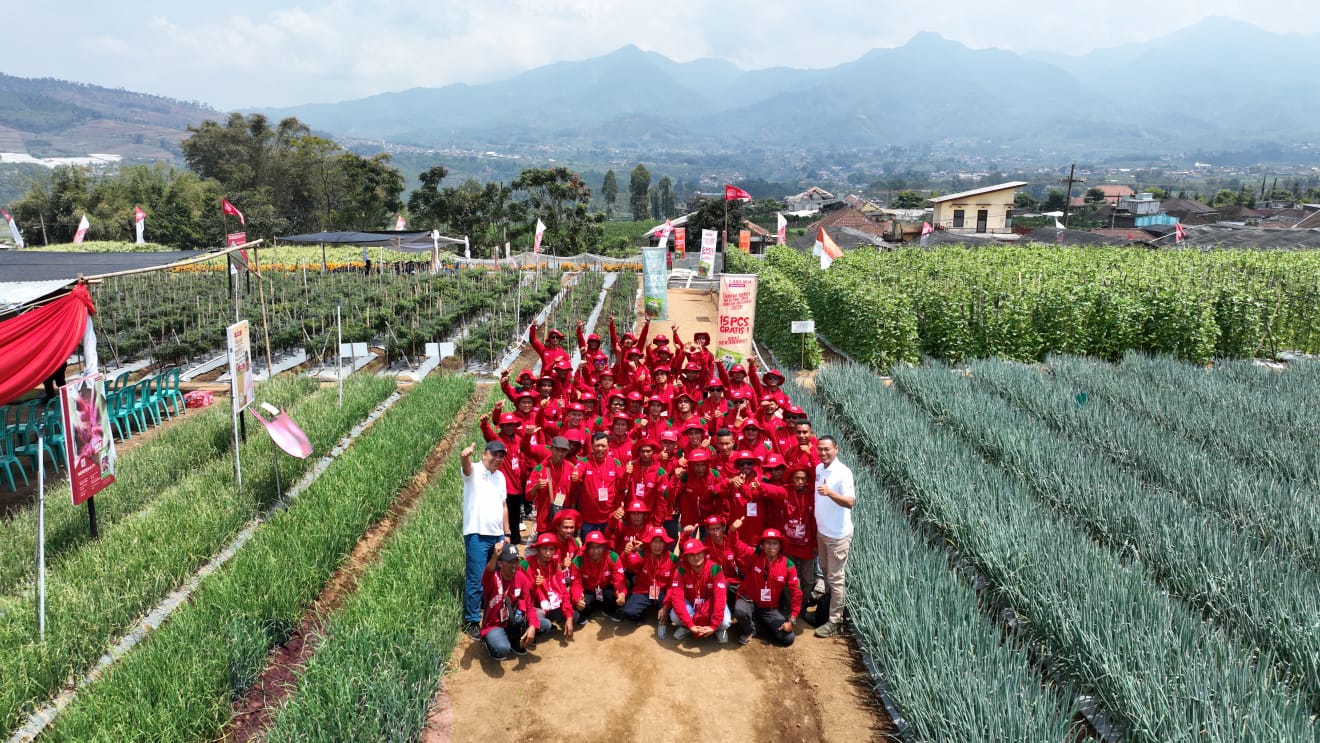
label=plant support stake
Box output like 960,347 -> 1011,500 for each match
336,301 -> 343,409
35,421 -> 46,643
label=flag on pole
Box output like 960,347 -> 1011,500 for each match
1174,222 -> 1186,244
1054,217 -> 1065,230
73,215 -> 91,244
656,219 -> 674,251
724,184 -> 753,202
394,214 -> 406,230
814,227 -> 843,270
463,235 -> 471,260
222,199 -> 245,225
776,212 -> 787,245
505,242 -> 511,260
533,218 -> 546,254
1,208 -> 23,248
919,221 -> 933,247
134,206 -> 146,244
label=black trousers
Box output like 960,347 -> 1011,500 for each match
579,585 -> 619,621
506,492 -> 525,544
734,597 -> 796,646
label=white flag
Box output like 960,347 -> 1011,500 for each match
395,214 -> 406,230
505,242 -> 511,260
73,214 -> 91,244
657,219 -> 673,251
134,206 -> 146,244
463,235 -> 471,260
1,208 -> 23,248
776,212 -> 787,245
533,218 -> 546,254
1054,217 -> 1065,230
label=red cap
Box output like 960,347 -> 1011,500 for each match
703,514 -> 727,527
681,419 -> 707,434
569,402 -> 587,412
612,412 -> 633,425
647,395 -> 667,407
706,378 -> 724,389
552,508 -> 580,526
553,360 -> 572,372
626,499 -> 650,513
783,404 -> 804,416
546,329 -> 566,339
762,369 -> 786,383
534,533 -> 560,548
583,531 -> 608,545
608,392 -> 627,404
632,438 -> 658,457
497,413 -> 520,426
587,333 -> 601,344
517,370 -> 534,381
693,331 -> 710,341
687,448 -> 711,463
734,449 -> 759,464
759,528 -> 784,543
683,362 -> 703,372
627,391 -> 644,402
681,538 -> 707,556
674,390 -> 695,402
645,526 -> 674,543
564,428 -> 585,443
579,391 -> 597,401
740,419 -> 762,431
515,389 -> 538,401
659,431 -> 679,443
729,364 -> 746,375
627,348 -> 644,358
763,453 -> 786,469
653,334 -> 669,345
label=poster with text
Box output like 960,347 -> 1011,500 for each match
699,229 -> 717,277
738,229 -> 751,253
641,247 -> 669,320
715,274 -> 758,366
674,227 -> 686,257
61,373 -> 116,506
227,320 -> 255,413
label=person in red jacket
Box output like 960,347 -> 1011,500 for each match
572,531 -> 627,622
620,526 -> 676,628
525,436 -> 577,536
618,439 -> 668,525
783,419 -> 821,472
734,420 -> 777,459
698,378 -> 729,422
780,467 -> 818,599
667,539 -> 732,643
576,433 -> 623,537
733,528 -> 803,646
686,514 -> 753,608
670,448 -> 727,534
529,322 -> 571,372
606,498 -> 653,555
604,413 -> 635,463
480,540 -> 547,660
525,532 -> 579,639
728,450 -> 778,542
480,411 -> 528,544
716,361 -> 756,403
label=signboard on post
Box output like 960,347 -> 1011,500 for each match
226,232 -> 248,247
641,247 -> 669,320
674,227 -> 686,257
227,320 -> 255,413
699,229 -> 717,277
60,373 -> 117,506
738,229 -> 751,253
715,274 -> 758,365
791,320 -> 815,334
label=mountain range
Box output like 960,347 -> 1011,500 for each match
3,16 -> 1319,164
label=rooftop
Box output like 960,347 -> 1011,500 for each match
929,181 -> 1029,204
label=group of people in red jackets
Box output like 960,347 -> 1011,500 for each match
474,317 -> 833,659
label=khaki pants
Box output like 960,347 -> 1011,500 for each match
817,533 -> 851,624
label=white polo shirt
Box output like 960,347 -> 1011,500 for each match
462,464 -> 507,536
814,458 -> 855,539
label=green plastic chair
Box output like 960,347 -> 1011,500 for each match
129,381 -> 159,430
161,367 -> 186,416
0,427 -> 29,491
13,412 -> 61,476
108,388 -> 134,441
43,398 -> 67,469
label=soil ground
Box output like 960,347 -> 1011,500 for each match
427,588 -> 893,742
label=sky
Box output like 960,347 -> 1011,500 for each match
6,1 -> 1320,110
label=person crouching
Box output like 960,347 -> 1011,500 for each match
480,540 -> 545,660
733,529 -> 803,646
620,526 -> 676,632
573,531 -> 627,622
526,532 -> 579,640
668,538 -> 732,644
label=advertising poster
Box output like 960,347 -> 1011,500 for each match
674,227 -> 686,257
61,373 -> 117,506
715,274 -> 759,366
738,229 -> 751,253
227,320 -> 255,413
699,229 -> 717,277
641,247 -> 669,320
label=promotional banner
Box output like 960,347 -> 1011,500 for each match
674,227 -> 686,257
533,218 -> 546,254
715,274 -> 758,366
227,320 -> 255,413
641,247 -> 668,320
776,213 -> 787,245
699,229 -> 717,277
61,373 -> 116,506
738,229 -> 751,253
3,207 -> 25,248
73,215 -> 90,244
226,232 -> 248,247
134,206 -> 146,244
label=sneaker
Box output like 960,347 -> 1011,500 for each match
814,621 -> 841,638
512,644 -> 528,656
715,628 -> 729,644
738,631 -> 752,646
463,622 -> 481,640
656,623 -> 668,640
672,626 -> 690,640
604,611 -> 622,622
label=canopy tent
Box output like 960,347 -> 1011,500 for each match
274,230 -> 465,253
0,250 -> 211,283
0,283 -> 96,406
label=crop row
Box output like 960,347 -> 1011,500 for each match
44,373 -> 475,741
814,363 -> 1314,741
455,270 -> 563,364
894,360 -> 1320,708
761,245 -> 1320,368
0,374 -> 395,734
779,377 -> 1078,740
0,377 -> 318,596
725,250 -> 823,369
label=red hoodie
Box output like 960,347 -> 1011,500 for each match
523,556 -> 571,614
737,552 -> 802,617
571,550 -> 627,603
480,565 -> 536,637
625,549 -> 676,599
668,560 -> 728,630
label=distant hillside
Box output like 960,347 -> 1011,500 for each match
0,74 -> 220,159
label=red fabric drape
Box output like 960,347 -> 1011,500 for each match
0,284 -> 95,406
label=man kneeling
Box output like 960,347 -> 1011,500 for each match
734,529 -> 802,646
480,540 -> 545,660
668,538 -> 732,643
573,531 -> 627,622
526,532 -> 580,639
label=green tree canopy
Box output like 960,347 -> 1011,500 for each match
629,164 -> 651,221
601,170 -> 618,217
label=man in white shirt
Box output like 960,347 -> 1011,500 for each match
463,440 -> 510,637
812,436 -> 854,638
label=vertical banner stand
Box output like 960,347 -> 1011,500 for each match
233,406 -> 244,494
35,422 -> 46,642
336,301 -> 344,409
86,497 -> 97,539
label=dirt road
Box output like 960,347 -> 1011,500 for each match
427,609 -> 892,742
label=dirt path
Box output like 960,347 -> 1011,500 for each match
224,382 -> 493,743
425,610 -> 892,742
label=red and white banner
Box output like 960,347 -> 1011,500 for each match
738,229 -> 750,253
656,219 -> 674,251
395,214 -> 406,230
533,218 -> 546,254
776,212 -> 786,245
674,226 -> 686,256
919,221 -> 933,247
724,184 -> 752,202
1174,223 -> 1186,244
715,274 -> 758,366
699,229 -> 717,277
134,206 -> 146,244
1,208 -> 23,248
222,198 -> 245,225
814,227 -> 843,270
61,373 -> 117,506
73,215 -> 90,244
226,232 -> 248,247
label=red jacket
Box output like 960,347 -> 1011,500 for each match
527,457 -> 577,534
668,561 -> 728,629
737,553 -> 803,618
479,421 -> 525,494
729,477 -> 783,545
480,565 -> 536,637
618,459 -> 669,522
782,441 -> 820,473
672,470 -> 727,529
705,532 -> 754,586
625,550 -> 676,598
523,557 -> 571,614
775,483 -> 817,562
572,551 -> 627,602
576,454 -> 623,523
607,516 -> 652,555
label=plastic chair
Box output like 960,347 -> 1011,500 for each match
108,388 -> 133,442
13,416 -> 61,476
144,375 -> 170,422
161,367 -> 186,417
43,398 -> 67,469
129,381 -> 159,430
0,427 -> 29,491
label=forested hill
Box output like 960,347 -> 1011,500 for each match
0,73 -> 218,159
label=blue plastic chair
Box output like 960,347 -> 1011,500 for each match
128,381 -> 157,431
108,388 -> 134,442
161,367 -> 186,417
0,427 -> 29,491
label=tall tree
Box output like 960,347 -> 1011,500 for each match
629,164 -> 651,221
658,176 -> 675,218
601,170 -> 618,217
510,167 -> 603,256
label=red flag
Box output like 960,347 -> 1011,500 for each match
73,215 -> 91,244
222,199 -> 245,225
134,206 -> 146,244
815,227 -> 843,269
724,184 -> 752,202
1174,223 -> 1186,244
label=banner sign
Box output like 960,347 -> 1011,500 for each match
641,247 -> 669,320
699,229 -> 717,277
791,320 -> 815,334
716,274 -> 758,366
227,320 -> 255,413
61,373 -> 116,506
674,227 -> 686,257
226,231 -> 248,247
738,229 -> 751,253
